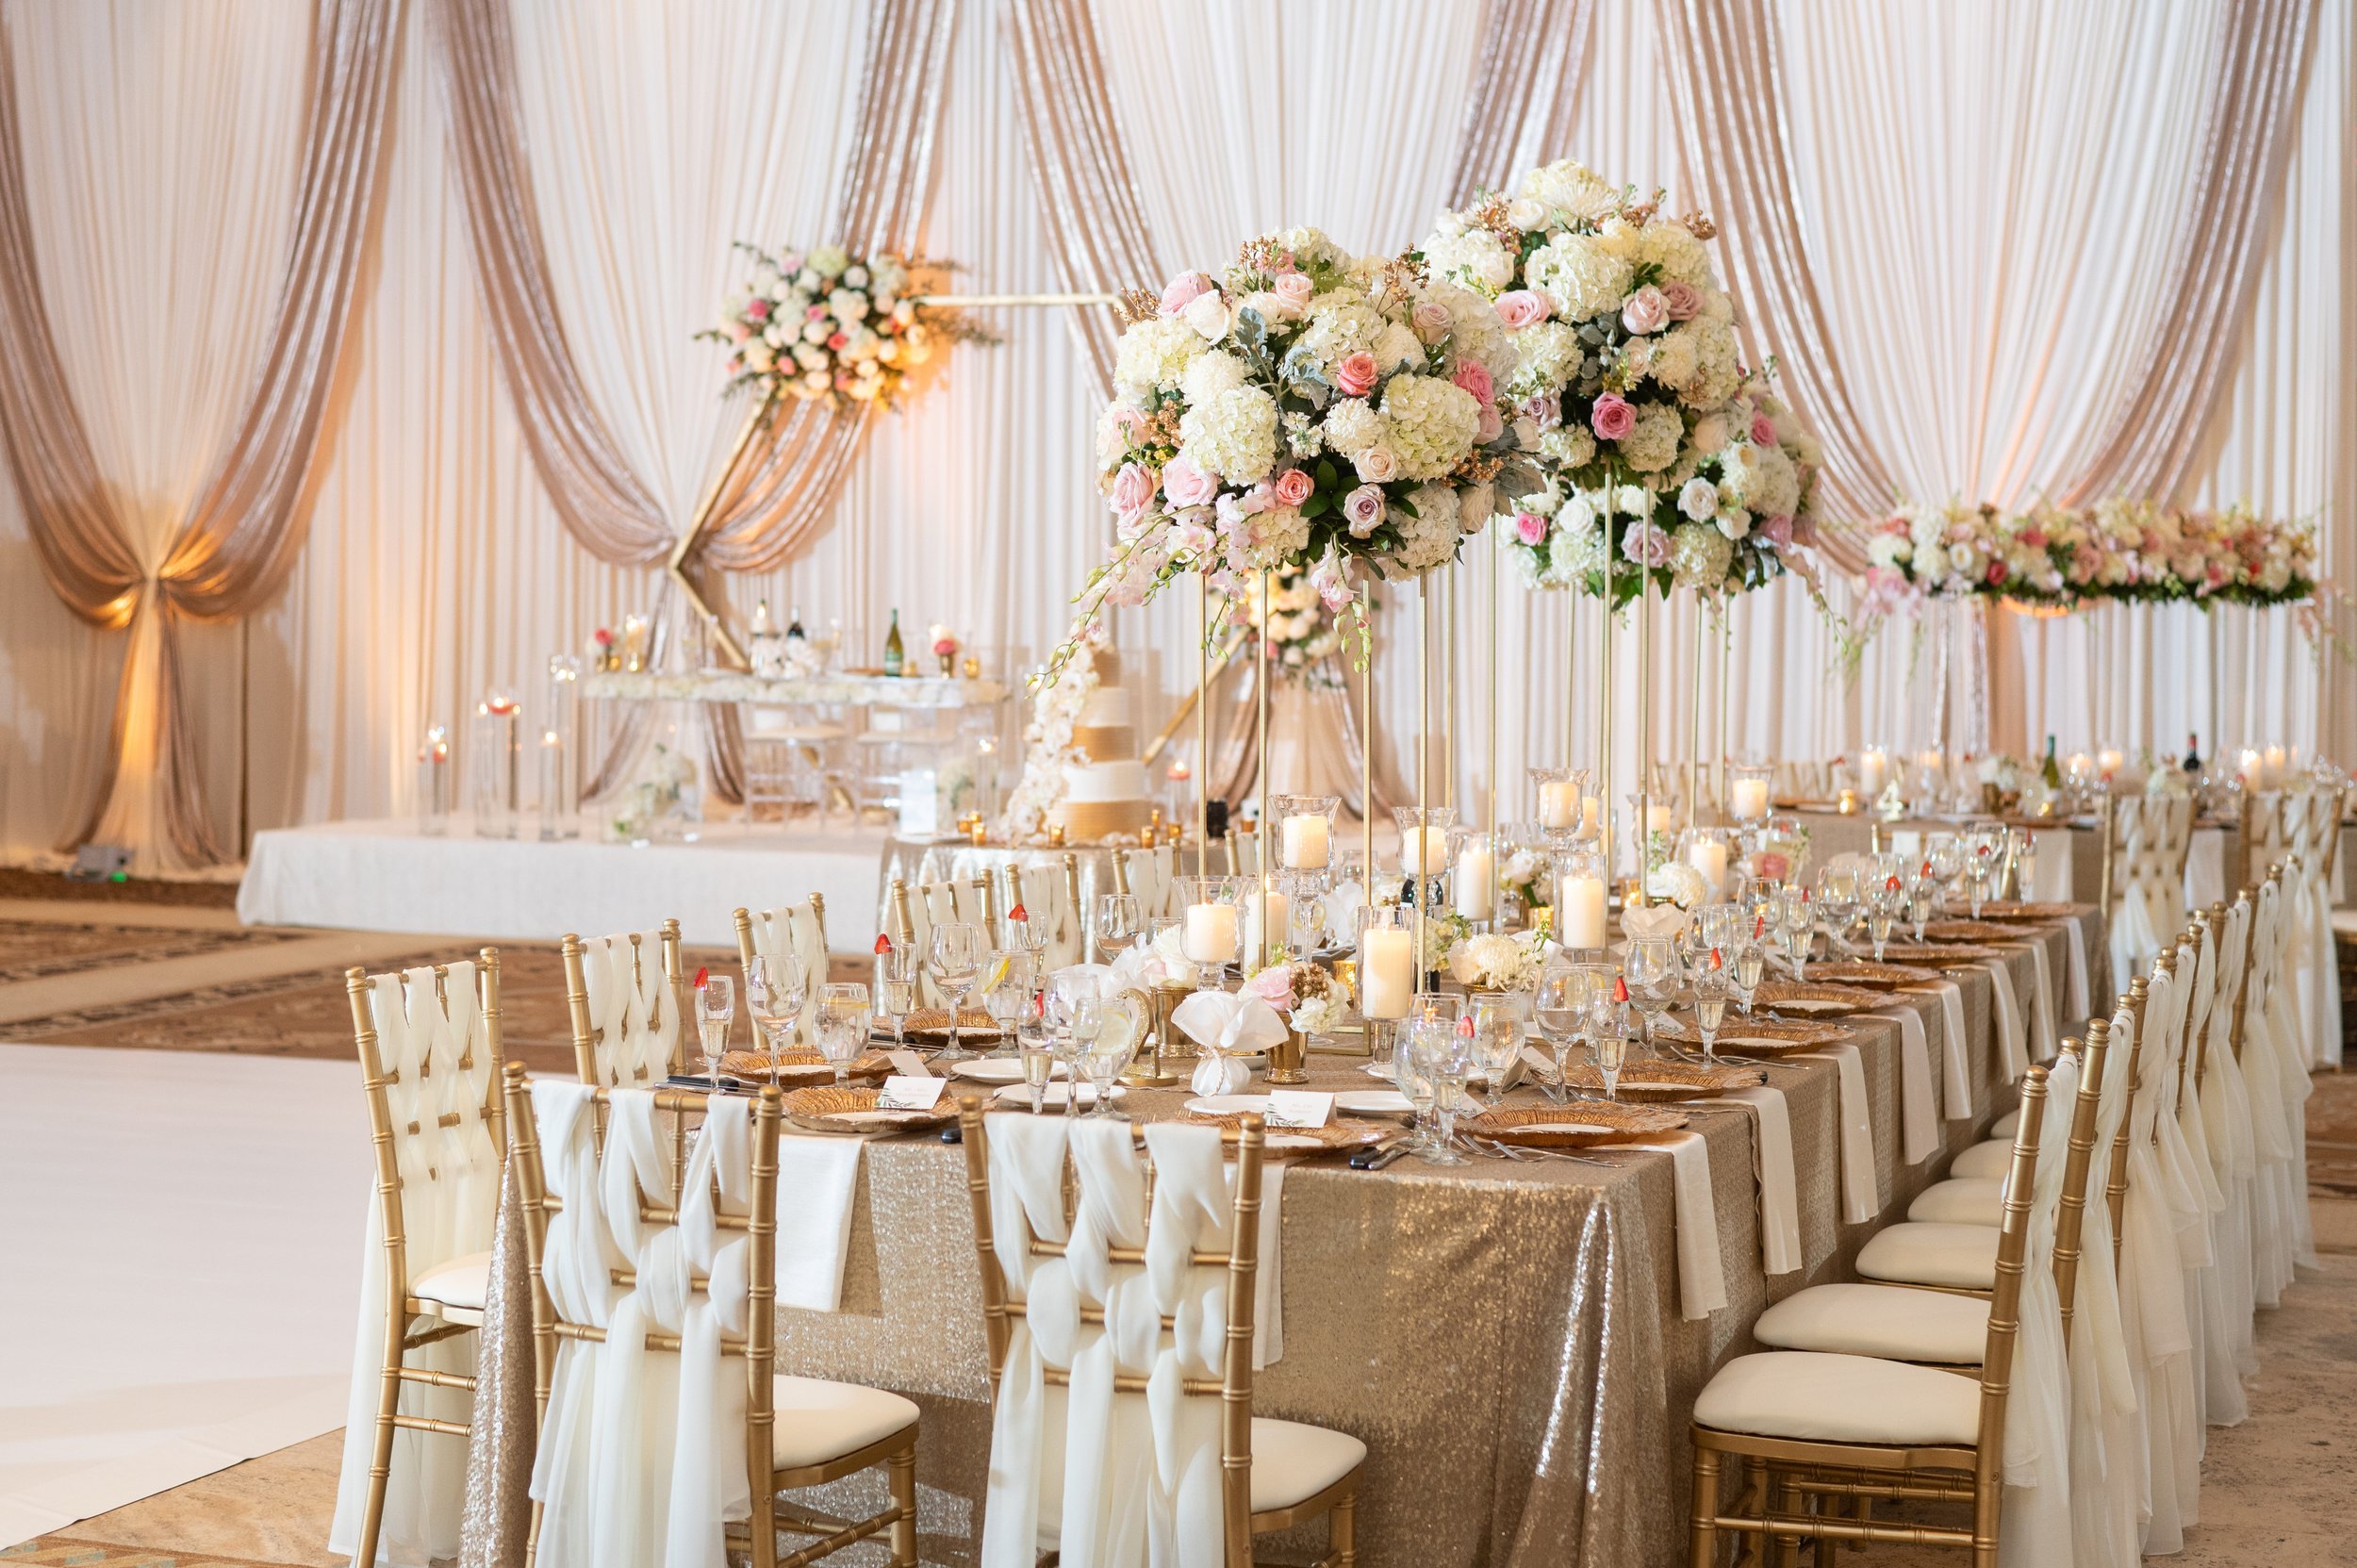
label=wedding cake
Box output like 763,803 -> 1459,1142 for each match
1053,651 -> 1153,841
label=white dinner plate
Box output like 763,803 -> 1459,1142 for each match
992,1081 -> 1127,1107
950,1058 -> 1069,1083
1183,1094 -> 1271,1117
1334,1089 -> 1414,1117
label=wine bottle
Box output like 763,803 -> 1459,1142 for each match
2040,734 -> 2062,789
2183,733 -> 2202,774
785,602 -> 806,642
882,607 -> 905,676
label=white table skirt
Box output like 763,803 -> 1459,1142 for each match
239,817 -> 887,948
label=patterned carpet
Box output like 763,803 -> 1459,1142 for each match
0,868 -> 239,908
2,1539 -> 300,1567
0,918 -> 304,984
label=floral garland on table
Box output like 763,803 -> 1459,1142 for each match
1419,160 -> 1825,607
995,624 -> 1105,845
1043,227 -> 1531,689
1859,499 -> 2318,618
702,242 -> 994,410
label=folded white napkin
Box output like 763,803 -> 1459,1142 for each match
1170,989 -> 1290,1055
1914,979 -> 1973,1120
2012,939 -> 2058,1061
2063,916 -> 2092,1020
1622,904 -> 1689,943
1871,1004 -> 1938,1164
1697,1087 -> 1801,1276
1793,1044 -> 1879,1223
1986,957 -> 2028,1081
770,1133 -> 864,1312
1622,1132 -> 1726,1318
1254,1162 -> 1287,1369
1109,927 -> 1193,993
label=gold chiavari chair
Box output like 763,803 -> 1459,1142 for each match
733,894 -> 831,1048
502,1066 -> 918,1568
342,950 -> 507,1568
560,919 -> 685,1087
957,1104 -> 1362,1567
1687,1066 -> 2052,1567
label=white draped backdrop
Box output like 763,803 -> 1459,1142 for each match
0,0 -> 2349,871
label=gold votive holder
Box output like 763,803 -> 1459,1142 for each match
961,655 -> 981,679
1264,1025 -> 1309,1085
1835,787 -> 1859,815
1047,823 -> 1066,848
1124,982 -> 1195,1087
967,819 -> 989,847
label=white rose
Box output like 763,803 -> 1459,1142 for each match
1714,506 -> 1752,542
1354,444 -> 1401,483
1179,289 -> 1232,341
1678,477 -> 1719,522
1508,197 -> 1550,231
801,320 -> 829,345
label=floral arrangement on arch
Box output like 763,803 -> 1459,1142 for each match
1419,159 -> 1824,606
703,242 -> 993,410
1043,226 -> 1531,689
1858,498 -> 2318,618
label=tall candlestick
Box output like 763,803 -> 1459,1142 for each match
1416,572 -> 1430,992
1455,843 -> 1495,919
1360,566 -> 1375,898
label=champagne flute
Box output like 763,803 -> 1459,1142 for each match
1869,874 -> 1902,963
696,972 -> 734,1085
1593,988 -> 1630,1102
1778,888 -> 1814,981
1733,920 -> 1767,1016
1693,950 -> 1730,1065
873,939 -> 916,1048
1016,1008 -> 1054,1114
817,982 -> 870,1090
928,921 -> 983,1064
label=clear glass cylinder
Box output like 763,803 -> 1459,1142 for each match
473,693 -> 521,839
544,654 -> 581,838
417,725 -> 451,836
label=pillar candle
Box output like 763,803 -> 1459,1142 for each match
1244,888 -> 1291,957
1401,826 -> 1448,874
1454,846 -> 1495,918
1360,928 -> 1414,1019
1731,778 -> 1770,820
2097,748 -> 2124,777
1686,837 -> 1729,899
2237,750 -> 2264,791
1280,813 -> 1330,869
1183,902 -> 1239,966
1538,780 -> 1577,830
1644,802 -> 1673,834
1580,795 -> 1602,838
1560,873 -> 1607,950
1857,750 -> 1887,799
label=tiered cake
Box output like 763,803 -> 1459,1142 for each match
1052,651 -> 1153,841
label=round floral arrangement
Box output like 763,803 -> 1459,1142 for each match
1241,565 -> 1353,687
703,242 -> 991,410
1046,227 -> 1529,687
1420,160 -> 1824,605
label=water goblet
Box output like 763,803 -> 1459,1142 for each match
980,947 -> 1034,1055
1466,993 -> 1526,1109
1081,998 -> 1137,1118
695,972 -> 734,1085
1412,1018 -> 1474,1165
744,952 -> 806,1078
1395,1017 -> 1443,1156
928,921 -> 984,1064
1624,936 -> 1678,1051
1094,893 -> 1142,964
1045,977 -> 1102,1118
1534,964 -> 1590,1103
816,982 -> 870,1089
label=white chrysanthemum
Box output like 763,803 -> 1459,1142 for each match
1422,224 -> 1514,296
1396,483 -> 1462,571
1539,425 -> 1596,468
1381,375 -> 1481,481
1669,523 -> 1734,589
1113,317 -> 1205,398
1424,278 -> 1513,384
1680,320 -> 1741,407
1373,320 -> 1425,373
1616,401 -> 1684,473
1178,385 -> 1278,485
1321,397 -> 1382,456
1507,322 -> 1582,399
1181,349 -> 1250,407
1520,159 -> 1621,226
1524,234 -> 1632,324
1647,326 -> 1701,391
1298,289 -> 1385,368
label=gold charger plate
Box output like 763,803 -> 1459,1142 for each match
1975,900 -> 2085,923
1874,942 -> 2003,966
1465,1099 -> 1689,1147
1656,1015 -> 1853,1054
1174,1112 -> 1388,1158
1562,1059 -> 1767,1100
1805,960 -> 1943,990
782,1083 -> 960,1136
899,1006 -> 997,1039
1922,920 -> 2034,945
720,1048 -> 893,1086
1751,980 -> 1888,1016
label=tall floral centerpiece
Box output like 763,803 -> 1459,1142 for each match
1420,160 -> 1823,603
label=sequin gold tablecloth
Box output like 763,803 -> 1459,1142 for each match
460,911 -> 2103,1568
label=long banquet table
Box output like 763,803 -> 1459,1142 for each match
454,908 -> 2106,1568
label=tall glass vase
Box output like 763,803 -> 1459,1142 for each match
542,654 -> 582,839
473,691 -> 521,839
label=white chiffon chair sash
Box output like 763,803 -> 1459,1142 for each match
1999,1053 -> 2077,1565
2069,1003 -> 2144,1568
2118,966 -> 2202,1552
745,901 -> 827,1044
581,933 -> 681,1087
1018,863 -> 1085,968
528,1081 -> 624,1568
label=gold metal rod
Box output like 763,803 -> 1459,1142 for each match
1360,575 -> 1375,899
1718,597 -> 1732,817
1257,568 -> 1273,965
1142,626 -> 1249,767
1689,605 -> 1705,828
1633,474 -> 1652,908
905,290 -> 1122,307
1416,572 -> 1430,994
1597,484 -> 1614,898
1489,520 -> 1501,890
1443,560 -> 1457,815
664,386 -> 778,668
1198,572 -> 1211,880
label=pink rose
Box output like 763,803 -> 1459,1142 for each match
1514,511 -> 1549,546
1273,272 -> 1315,311
1159,271 -> 1214,316
728,321 -> 752,343
1759,515 -> 1795,549
1343,485 -> 1386,537
1244,965 -> 1296,1011
806,305 -> 829,321
1521,393 -> 1561,431
1659,281 -> 1702,321
1273,467 -> 1314,507
2019,527 -> 2048,550
1451,362 -> 1494,404
1476,403 -> 1504,443
827,332 -> 848,351
1620,521 -> 1671,568
1336,352 -> 1380,398
1495,289 -> 1551,329
1162,454 -> 1218,509
1750,412 -> 1775,446
1110,461 -> 1157,518
745,298 -> 770,321
1590,394 -> 1636,440
1114,405 -> 1149,441
1985,559 -> 2009,586
1620,285 -> 1670,336
1411,299 -> 1454,343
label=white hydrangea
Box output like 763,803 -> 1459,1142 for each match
1723,440 -> 1800,520
1638,222 -> 1710,288
1380,375 -> 1480,481
1423,224 -> 1514,295
1246,504 -> 1310,569
1680,320 -> 1741,406
1373,320 -> 1426,373
1180,349 -> 1249,407
1553,516 -> 1610,580
1321,397 -> 1382,455
1396,483 -> 1462,571
1178,386 -> 1278,485
1113,317 -> 1205,398
1647,325 -> 1701,391
1424,278 -> 1514,385
1615,400 -> 1685,473
1507,322 -> 1582,399
1539,425 -> 1596,468
1866,530 -> 1910,569
1524,233 -> 1632,323
1669,522 -> 1734,590
1298,289 -> 1385,369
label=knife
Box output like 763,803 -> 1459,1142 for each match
1353,1135 -> 1414,1170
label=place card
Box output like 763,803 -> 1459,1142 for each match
1265,1090 -> 1333,1129
875,1075 -> 948,1112
885,1049 -> 931,1079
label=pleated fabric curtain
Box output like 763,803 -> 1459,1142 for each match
0,0 -> 401,871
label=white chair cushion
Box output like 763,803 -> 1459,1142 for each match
411,1251 -> 491,1319
1950,1140 -> 2015,1180
1987,1107 -> 2019,1139
1906,1178 -> 2004,1226
1249,1417 -> 1366,1512
1855,1222 -> 1998,1290
1752,1283 -> 1989,1364
1694,1351 -> 1981,1446
770,1376 -> 919,1471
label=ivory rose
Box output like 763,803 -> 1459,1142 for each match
1494,289 -> 1551,329
1343,485 -> 1386,536
1410,300 -> 1454,344
1272,272 -> 1316,313
1620,285 -> 1670,336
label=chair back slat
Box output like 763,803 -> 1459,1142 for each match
1973,1065 -> 2051,1475
560,922 -> 685,1087
2052,1019 -> 2110,1331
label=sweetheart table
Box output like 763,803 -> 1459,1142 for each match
452,910 -> 2102,1568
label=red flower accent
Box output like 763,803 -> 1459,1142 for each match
692,966 -> 709,989
1009,903 -> 1029,922
1612,975 -> 1630,1003
745,298 -> 769,321
594,627 -> 615,646
874,933 -> 893,954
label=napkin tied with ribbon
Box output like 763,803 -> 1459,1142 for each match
1170,989 -> 1290,1056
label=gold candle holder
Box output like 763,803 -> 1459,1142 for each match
1124,982 -> 1195,1087
1264,1024 -> 1309,1085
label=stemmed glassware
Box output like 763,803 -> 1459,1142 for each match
981,948 -> 1035,1055
1080,998 -> 1137,1118
1094,893 -> 1142,964
744,952 -> 806,1077
1868,873 -> 1904,962
1016,1004 -> 1054,1113
927,921 -> 984,1064
1044,974 -> 1102,1117
1623,936 -> 1677,1053
1813,866 -> 1860,957
1925,834 -> 1963,913
1412,1017 -> 1475,1165
1907,866 -> 1938,941
1962,822 -> 2004,917
1534,963 -> 1591,1103
873,940 -> 916,1049
1692,949 -> 1730,1065
816,982 -> 870,1089
1592,979 -> 1630,1102
1732,916 -> 1767,1015
1777,887 -> 1815,981
695,972 -> 734,1085
1466,993 -> 1526,1110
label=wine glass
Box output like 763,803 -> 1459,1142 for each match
1692,954 -> 1730,1065
1044,977 -> 1101,1118
1094,893 -> 1142,963
1395,1018 -> 1443,1156
981,947 -> 1034,1055
744,952 -> 805,1076
1412,1018 -> 1473,1165
1015,1007 -> 1054,1114
1534,964 -> 1592,1104
927,922 -> 984,1063
816,982 -> 870,1089
1005,898 -> 1053,968
873,940 -> 916,1048
695,973 -> 734,1084
1081,998 -> 1137,1118
1466,993 -> 1526,1110
1623,936 -> 1677,1052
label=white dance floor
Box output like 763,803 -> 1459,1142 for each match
0,1045 -> 371,1546
239,816 -> 888,948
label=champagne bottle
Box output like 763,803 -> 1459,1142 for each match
2183,733 -> 2202,774
2040,734 -> 2062,789
785,602 -> 806,642
882,607 -> 905,676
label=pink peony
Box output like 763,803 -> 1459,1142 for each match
1590,394 -> 1637,440
1659,281 -> 1703,321
1343,484 -> 1386,537
1514,511 -> 1549,546
745,298 -> 770,321
1110,461 -> 1158,518
1495,289 -> 1551,329
1272,272 -> 1315,311
1162,454 -> 1218,509
1750,412 -> 1775,446
1273,467 -> 1314,507
1159,272 -> 1214,316
1335,352 -> 1380,398
1620,285 -> 1670,336
1452,362 -> 1494,404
